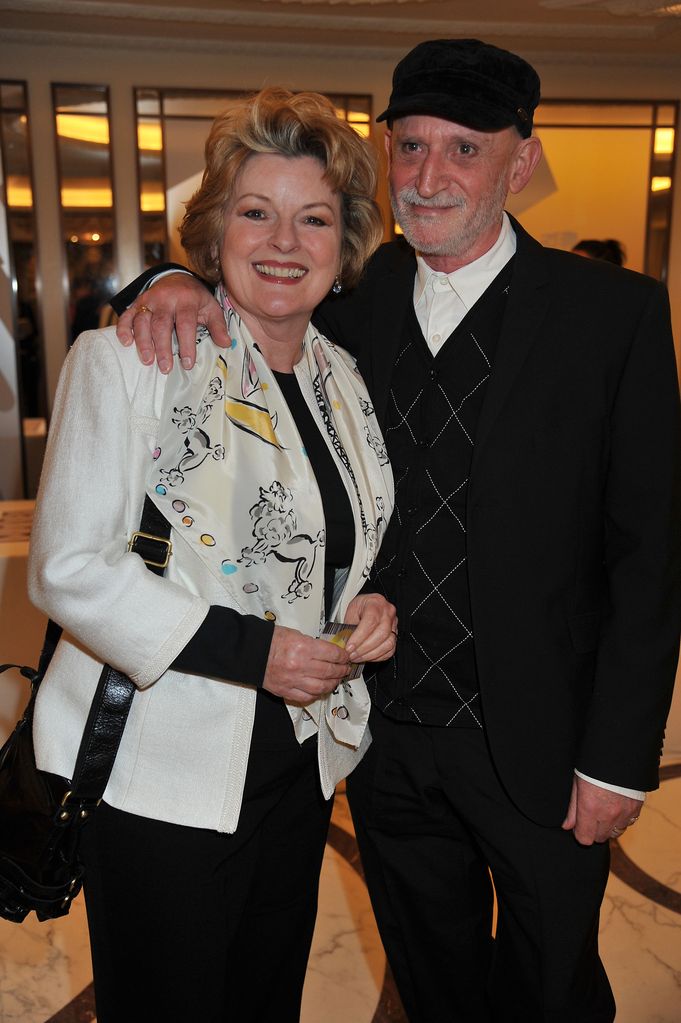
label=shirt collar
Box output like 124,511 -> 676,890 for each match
414,212 -> 516,309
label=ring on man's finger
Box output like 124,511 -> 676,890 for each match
610,826 -> 623,837
137,304 -> 151,315
628,816 -> 640,825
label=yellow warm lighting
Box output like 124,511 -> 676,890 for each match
56,113 -> 110,146
137,122 -> 163,151
651,176 -> 672,192
56,112 -> 162,152
6,179 -> 33,207
61,186 -> 113,207
334,108 -> 370,138
654,128 -> 675,155
140,187 -> 165,212
351,123 -> 370,139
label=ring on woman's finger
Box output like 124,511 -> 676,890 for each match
628,816 -> 640,825
137,304 -> 151,315
610,826 -> 623,837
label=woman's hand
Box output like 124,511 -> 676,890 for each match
263,625 -> 352,704
116,273 -> 228,373
344,593 -> 397,663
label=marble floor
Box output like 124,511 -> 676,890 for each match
0,767 -> 680,1023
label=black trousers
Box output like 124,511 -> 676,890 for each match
80,693 -> 332,1023
347,710 -> 615,1023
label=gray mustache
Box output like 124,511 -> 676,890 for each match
398,187 -> 466,210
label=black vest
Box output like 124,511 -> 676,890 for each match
367,259 -> 513,727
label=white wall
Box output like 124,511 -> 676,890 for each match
0,164 -> 23,500
512,126 -> 651,272
537,57 -> 681,376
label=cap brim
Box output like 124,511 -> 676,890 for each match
376,94 -> 519,133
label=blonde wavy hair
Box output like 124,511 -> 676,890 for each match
180,87 -> 383,290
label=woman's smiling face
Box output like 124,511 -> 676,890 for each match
220,152 -> 343,345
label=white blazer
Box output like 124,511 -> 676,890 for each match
29,329 -> 373,833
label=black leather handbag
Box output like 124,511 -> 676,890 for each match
0,496 -> 172,923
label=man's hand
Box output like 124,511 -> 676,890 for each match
561,775 -> 643,846
263,625 -> 351,704
116,273 -> 228,373
344,592 -> 397,663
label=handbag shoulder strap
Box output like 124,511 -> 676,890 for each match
67,495 -> 172,807
0,618 -> 63,688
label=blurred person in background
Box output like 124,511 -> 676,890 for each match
572,237 -> 626,265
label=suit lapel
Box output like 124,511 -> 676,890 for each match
472,217 -> 552,466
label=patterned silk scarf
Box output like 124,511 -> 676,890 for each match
147,287 -> 393,749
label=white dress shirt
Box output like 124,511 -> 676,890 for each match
414,212 -> 516,356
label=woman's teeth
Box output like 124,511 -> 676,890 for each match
255,264 -> 306,279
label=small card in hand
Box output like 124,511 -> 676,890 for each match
321,621 -> 364,681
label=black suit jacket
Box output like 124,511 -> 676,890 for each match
113,218 -> 681,825
314,217 -> 681,824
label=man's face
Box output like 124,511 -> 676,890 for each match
386,115 -> 538,271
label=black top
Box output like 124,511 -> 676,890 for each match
273,369 -> 355,614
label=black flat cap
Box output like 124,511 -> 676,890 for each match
377,38 -> 541,138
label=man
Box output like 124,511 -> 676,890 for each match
113,39 -> 681,1022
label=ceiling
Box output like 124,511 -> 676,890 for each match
1,0 -> 681,63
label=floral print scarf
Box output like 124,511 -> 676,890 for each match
147,287 -> 393,749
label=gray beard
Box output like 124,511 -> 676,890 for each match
390,183 -> 507,260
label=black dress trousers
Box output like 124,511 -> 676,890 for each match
347,708 -> 615,1023
80,691 -> 332,1023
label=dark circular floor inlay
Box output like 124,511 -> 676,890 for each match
608,762 -> 681,915
45,984 -> 95,1023
327,822 -> 408,1023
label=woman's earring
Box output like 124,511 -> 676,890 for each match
332,275 -> 342,295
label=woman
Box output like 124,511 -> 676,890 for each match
28,88 -> 395,1023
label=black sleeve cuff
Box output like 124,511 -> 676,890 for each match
110,263 -> 212,315
171,605 -> 275,687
